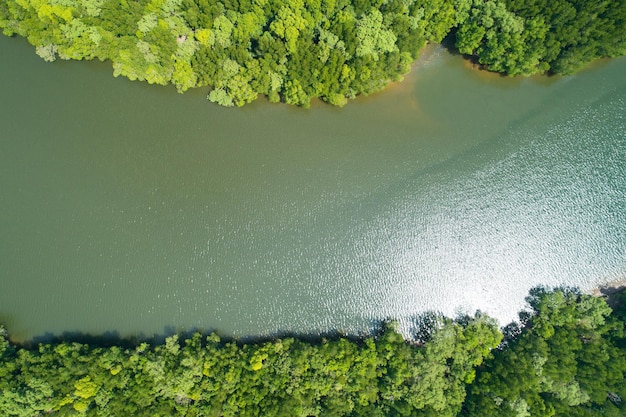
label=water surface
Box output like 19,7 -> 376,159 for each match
1,36 -> 625,341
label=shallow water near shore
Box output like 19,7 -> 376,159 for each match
0,36 -> 625,341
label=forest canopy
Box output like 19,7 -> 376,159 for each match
0,0 -> 624,106
1,287 -> 625,416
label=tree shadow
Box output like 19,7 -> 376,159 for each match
14,323 -> 381,351
9,317 -> 438,351
28,330 -> 141,350
440,32 -> 461,56
598,284 -> 626,310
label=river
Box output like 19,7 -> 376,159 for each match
1,36 -> 625,342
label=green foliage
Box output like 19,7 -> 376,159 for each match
208,87 -> 234,106
0,317 -> 501,416
355,9 -> 397,60
456,0 -> 626,75
455,0 -> 541,75
462,287 -> 626,417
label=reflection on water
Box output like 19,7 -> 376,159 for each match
347,93 -> 626,333
0,35 -> 625,341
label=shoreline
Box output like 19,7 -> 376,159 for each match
350,42 -> 445,107
4,282 -> 625,346
590,278 -> 626,309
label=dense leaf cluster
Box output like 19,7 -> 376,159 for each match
1,288 -> 625,416
455,0 -> 626,75
462,288 -> 626,417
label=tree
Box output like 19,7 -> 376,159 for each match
355,8 -> 397,61
463,287 -> 626,417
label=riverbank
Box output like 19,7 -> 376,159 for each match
1,287 -> 624,416
591,278 -> 626,309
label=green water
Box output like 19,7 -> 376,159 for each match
1,36 -> 625,341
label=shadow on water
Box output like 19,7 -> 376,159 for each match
28,330 -> 132,350
13,326 -> 359,350
14,329 -> 368,350
10,316 -> 447,350
440,31 -> 461,56
598,284 -> 626,310
24,326 -> 234,349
